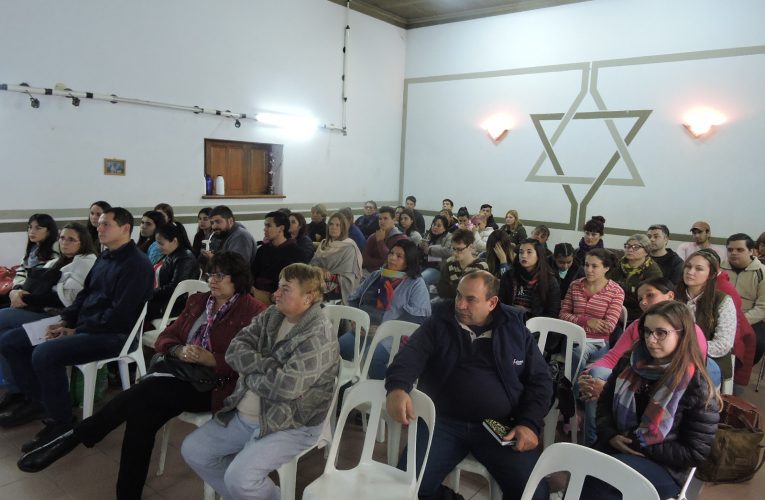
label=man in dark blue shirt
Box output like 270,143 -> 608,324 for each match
0,207 -> 153,456
386,271 -> 552,500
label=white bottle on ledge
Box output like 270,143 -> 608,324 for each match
214,175 -> 225,196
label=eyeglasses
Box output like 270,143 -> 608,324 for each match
642,327 -> 682,342
58,236 -> 80,243
451,246 -> 468,253
204,272 -> 229,282
623,244 -> 643,251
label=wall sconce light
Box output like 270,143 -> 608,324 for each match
481,113 -> 514,143
682,107 -> 726,138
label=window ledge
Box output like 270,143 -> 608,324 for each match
202,194 -> 286,200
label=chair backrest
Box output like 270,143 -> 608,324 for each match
520,442 -> 660,500
620,306 -> 628,332
157,279 -> 210,331
359,320 -> 419,381
323,305 -> 371,380
119,303 -> 148,357
324,379 -> 436,496
526,317 -> 587,381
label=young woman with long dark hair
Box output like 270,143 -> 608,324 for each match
499,238 -> 560,318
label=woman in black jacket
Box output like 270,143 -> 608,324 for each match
147,223 -> 199,321
499,238 -> 560,318
587,301 -> 720,499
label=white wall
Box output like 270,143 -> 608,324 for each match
402,0 -> 765,250
0,0 -> 406,264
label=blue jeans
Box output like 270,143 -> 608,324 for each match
402,414 -> 548,500
706,357 -> 721,387
338,332 -> 391,380
581,365 -> 613,446
0,327 -> 125,423
0,308 -> 52,392
581,453 -> 680,499
182,412 -> 321,500
422,267 -> 441,287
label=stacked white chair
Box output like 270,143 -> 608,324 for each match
142,279 -> 209,348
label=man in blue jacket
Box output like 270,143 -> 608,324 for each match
386,270 -> 552,500
0,207 -> 153,457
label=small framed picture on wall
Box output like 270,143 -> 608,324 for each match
104,158 -> 126,176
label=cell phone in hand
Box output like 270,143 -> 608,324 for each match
483,419 -> 517,446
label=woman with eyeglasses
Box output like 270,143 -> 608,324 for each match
436,229 -> 489,299
146,223 -> 199,322
419,215 -> 454,288
17,252 -> 267,498
499,238 -> 560,319
339,239 -> 430,379
0,223 -> 97,414
608,234 -> 663,323
584,301 -> 720,499
577,278 -> 708,446
675,250 -> 736,387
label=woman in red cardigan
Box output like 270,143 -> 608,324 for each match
17,252 -> 267,500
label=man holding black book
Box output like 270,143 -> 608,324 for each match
385,270 -> 552,500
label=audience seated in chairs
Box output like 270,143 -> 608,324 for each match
252,211 -> 305,304
479,203 -> 499,230
136,210 -> 166,265
86,201 -> 110,255
355,200 -> 380,239
339,239 -> 430,379
531,224 -> 552,257
310,212 -> 363,305
498,238 -> 560,319
471,214 -> 494,253
307,203 -> 328,244
202,205 -> 258,267
676,220 -> 727,261
362,206 -> 408,273
436,229 -> 489,300
583,301 -> 720,499
399,208 -> 423,246
339,207 -> 367,252
288,211 -> 317,263
484,229 -> 515,280
419,215 -> 453,287
9,214 -> 59,292
16,252 -> 267,499
646,224 -> 684,285
608,234 -> 663,322
191,207 -> 213,258
498,209 -> 527,248
181,263 -> 339,500
574,215 -> 606,266
385,271 -> 552,500
0,223 -> 97,413
147,223 -> 199,322
154,202 -> 189,250
0,208 -> 153,457
559,248 -> 625,375
404,195 -> 426,234
578,278 -> 708,447
677,250 -> 736,387
552,242 -> 584,301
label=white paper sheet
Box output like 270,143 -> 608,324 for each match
22,315 -> 62,346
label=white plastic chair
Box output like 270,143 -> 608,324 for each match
526,316 -> 586,447
620,305 -> 629,333
74,304 -> 148,419
446,453 -> 502,500
519,442 -> 660,500
721,353 -> 736,395
142,279 -> 210,348
323,304 -> 371,389
359,320 -> 420,465
671,467 -> 701,500
157,378 -> 341,500
302,379 -> 436,500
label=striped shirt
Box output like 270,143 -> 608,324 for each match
559,278 -> 625,339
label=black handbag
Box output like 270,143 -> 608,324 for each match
147,352 -> 223,392
21,268 -> 62,296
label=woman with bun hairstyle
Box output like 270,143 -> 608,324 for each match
574,215 -> 606,266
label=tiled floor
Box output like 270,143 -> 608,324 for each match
0,366 -> 763,499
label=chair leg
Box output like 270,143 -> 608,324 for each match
276,456 -> 299,500
203,482 -> 216,500
118,360 -> 131,390
132,351 -> 147,378
79,364 -> 98,419
756,358 -> 765,392
157,423 -> 170,476
386,419 -> 401,467
376,417 -> 386,443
